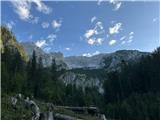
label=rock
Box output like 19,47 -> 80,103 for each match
24,97 -> 40,120
29,100 -> 40,120
17,93 -> 22,99
24,97 -> 30,109
47,103 -> 55,112
99,114 -> 107,120
44,112 -> 54,120
11,96 -> 18,111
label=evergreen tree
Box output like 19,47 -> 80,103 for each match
36,57 -> 44,97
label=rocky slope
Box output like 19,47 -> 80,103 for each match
21,42 -> 68,69
59,71 -> 104,93
65,50 -> 149,70
61,50 -> 149,93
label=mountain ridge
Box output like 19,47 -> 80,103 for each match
21,41 -> 150,70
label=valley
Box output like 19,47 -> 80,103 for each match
1,26 -> 160,120
1,0 -> 160,119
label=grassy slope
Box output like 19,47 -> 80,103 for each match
2,94 -> 99,120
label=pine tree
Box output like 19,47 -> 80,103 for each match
26,50 -> 38,97
51,59 -> 57,81
36,57 -> 44,97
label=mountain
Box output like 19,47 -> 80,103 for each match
1,26 -> 28,61
21,42 -> 68,69
64,54 -> 105,69
62,50 -> 149,93
21,42 -> 150,93
21,42 -> 149,71
65,50 -> 149,70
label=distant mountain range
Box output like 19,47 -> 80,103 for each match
65,50 -> 149,70
21,42 -> 150,70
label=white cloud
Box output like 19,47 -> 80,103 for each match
84,21 -> 104,39
127,39 -> 133,43
65,48 -> 71,51
95,21 -> 104,30
52,20 -> 62,30
120,36 -> 126,41
109,22 -> 122,34
109,0 -> 115,3
44,47 -> 51,53
109,40 -> 116,45
114,2 -> 122,11
83,53 -> 92,57
128,32 -> 134,43
32,0 -> 52,14
91,16 -> 97,23
97,38 -> 104,45
88,38 -> 96,45
97,0 -> 122,11
109,0 -> 122,11
83,21 -> 105,46
97,0 -> 104,5
6,21 -> 15,30
11,0 -> 51,23
41,22 -> 49,28
129,32 -> 134,35
129,35 -> 134,40
87,38 -> 104,45
47,34 -> 57,42
121,32 -> 134,45
127,37 -> 133,43
121,41 -> 126,45
84,29 -> 95,39
83,51 -> 100,57
11,0 -> 31,21
35,40 -> 47,48
152,17 -> 158,22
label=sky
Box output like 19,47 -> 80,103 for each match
1,0 -> 160,57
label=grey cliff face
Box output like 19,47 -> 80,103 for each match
64,50 -> 149,70
21,42 -> 67,69
59,72 -> 104,93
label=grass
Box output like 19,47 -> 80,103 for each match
1,94 -> 99,120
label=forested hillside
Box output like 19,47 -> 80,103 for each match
1,26 -> 160,120
103,48 -> 160,119
1,26 -> 103,119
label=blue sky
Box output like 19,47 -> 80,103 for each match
1,0 -> 160,57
